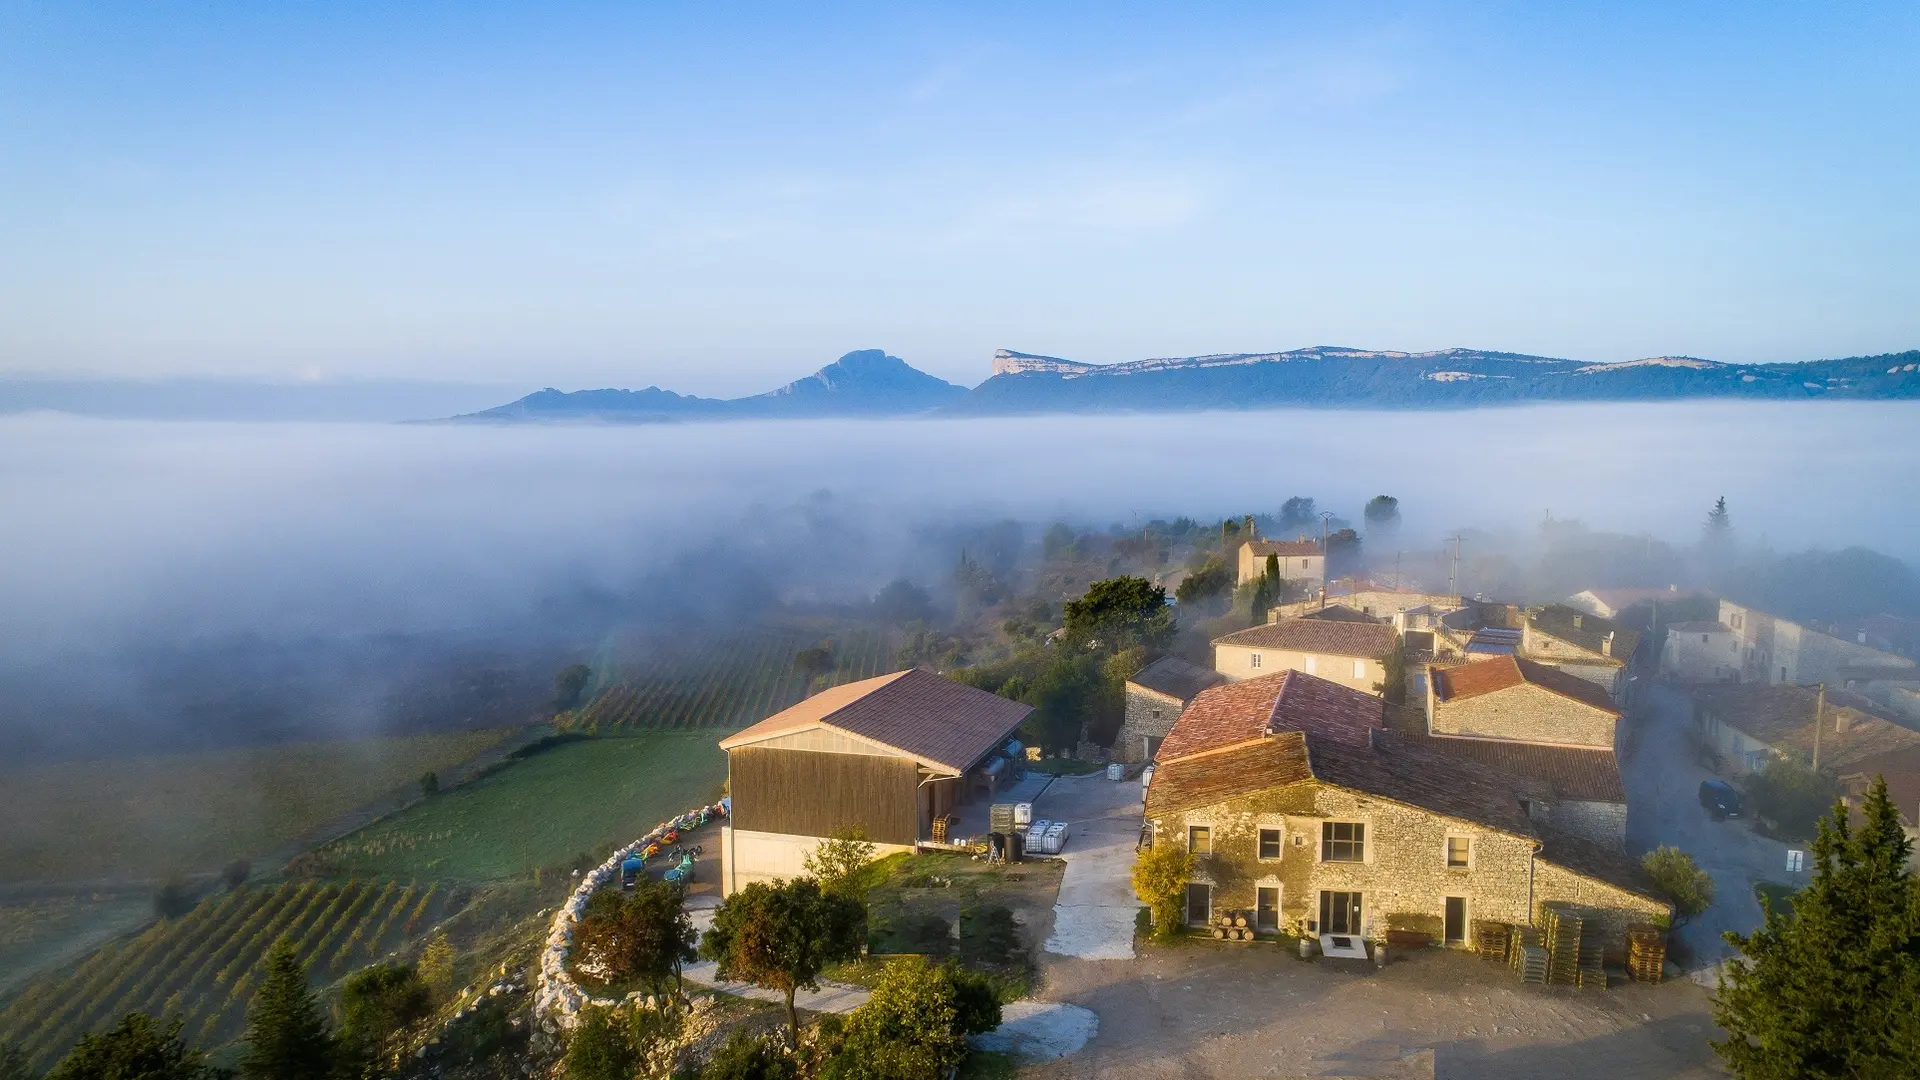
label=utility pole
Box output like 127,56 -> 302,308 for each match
1811,682 -> 1826,772
1319,511 -> 1335,610
1394,550 -> 1403,592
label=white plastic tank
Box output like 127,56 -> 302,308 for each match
1014,802 -> 1033,826
1140,764 -> 1156,802
1106,762 -> 1124,781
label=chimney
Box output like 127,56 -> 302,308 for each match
1573,614 -> 1584,630
1858,632 -> 1868,645
1835,709 -> 1854,735
1268,608 -> 1281,625
1602,631 -> 1614,658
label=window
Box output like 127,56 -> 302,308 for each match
1256,886 -> 1281,932
1258,828 -> 1283,860
1250,653 -> 1263,669
1351,659 -> 1367,680
1731,613 -> 1744,630
1321,821 -> 1365,862
1185,883 -> 1212,926
1446,836 -> 1471,868
1188,826 -> 1212,855
1150,708 -> 1163,720
1303,654 -> 1318,675
1300,559 -> 1309,569
1702,634 -> 1710,643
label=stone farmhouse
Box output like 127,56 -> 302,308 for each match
717,670 -> 1031,893
1720,599 -> 1914,686
1425,655 -> 1621,752
1692,682 -> 1920,778
1521,605 -> 1641,703
1279,581 -> 1461,622
1142,670 -> 1667,956
1113,655 -> 1227,765
1213,617 -> 1399,693
1662,620 -> 1743,683
1237,538 -> 1325,590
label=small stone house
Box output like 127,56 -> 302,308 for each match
1426,656 -> 1621,751
1693,682 -> 1920,777
1214,618 -> 1399,693
1113,655 -> 1227,764
1662,620 -> 1742,683
1143,671 -> 1667,955
1522,605 -> 1640,701
1237,538 -> 1324,588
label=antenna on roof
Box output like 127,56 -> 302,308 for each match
1445,535 -> 1463,601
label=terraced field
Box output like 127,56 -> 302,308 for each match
0,880 -> 463,1071
572,627 -> 891,732
311,732 -> 725,880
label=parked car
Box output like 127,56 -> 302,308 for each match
1699,778 -> 1745,819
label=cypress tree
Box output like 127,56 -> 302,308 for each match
1712,776 -> 1920,1078
239,940 -> 337,1080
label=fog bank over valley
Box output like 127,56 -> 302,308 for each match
2,401 -> 1917,761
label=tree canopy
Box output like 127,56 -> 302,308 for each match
700,878 -> 866,1046
1060,576 -> 1172,652
554,663 -> 592,711
1641,846 -> 1714,928
1713,778 -> 1920,1078
802,828 -> 878,899
1363,495 -> 1401,533
574,879 -> 699,995
238,940 -> 337,1080
337,963 -> 432,1067
46,1015 -> 222,1080
1132,843 -> 1195,940
1277,497 -> 1317,534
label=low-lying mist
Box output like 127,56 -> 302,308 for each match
3,401 -> 1917,761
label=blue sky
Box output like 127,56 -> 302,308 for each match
1,3 -> 1916,395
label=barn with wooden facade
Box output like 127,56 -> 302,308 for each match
718,669 -> 1033,893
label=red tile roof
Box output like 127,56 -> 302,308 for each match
1156,670 -> 1383,764
1433,655 -> 1619,715
719,668 -> 1031,774
1213,618 -> 1399,660
1246,539 -> 1321,557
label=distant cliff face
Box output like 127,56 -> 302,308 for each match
991,349 -> 1096,376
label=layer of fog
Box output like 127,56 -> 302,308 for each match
2,401 -> 1916,760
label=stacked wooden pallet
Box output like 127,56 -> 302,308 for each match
1540,903 -> 1586,987
1508,924 -> 1548,986
1210,912 -> 1258,941
1474,920 -> 1510,962
1627,924 -> 1667,984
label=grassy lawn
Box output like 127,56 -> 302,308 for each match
1755,880 -> 1798,917
315,732 -> 725,880
0,729 -> 518,884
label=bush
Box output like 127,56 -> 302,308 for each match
337,963 -> 432,1057
1131,843 -> 1194,940
564,1006 -> 633,1080
152,873 -> 195,920
701,1030 -> 797,1080
804,829 -> 878,899
1642,846 -> 1714,928
823,957 -> 968,1080
1743,757 -> 1841,840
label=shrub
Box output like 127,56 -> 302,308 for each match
1641,846 -> 1714,928
1131,843 -> 1194,940
803,828 -> 878,899
700,1030 -> 797,1080
563,1006 -> 633,1080
823,957 -> 967,1080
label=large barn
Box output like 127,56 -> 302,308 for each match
717,669 -> 1033,892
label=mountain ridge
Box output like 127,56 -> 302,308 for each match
449,345 -> 1920,423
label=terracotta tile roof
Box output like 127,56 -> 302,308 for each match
1393,730 -> 1626,802
1212,618 -> 1398,660
719,668 -> 1031,774
1246,539 -> 1321,557
1433,656 -> 1620,716
1529,604 -> 1640,662
1156,670 -> 1383,763
1144,733 -> 1312,816
1300,604 -> 1386,624
1695,683 -> 1920,773
1126,655 -> 1227,703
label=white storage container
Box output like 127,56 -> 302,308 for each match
1106,762 -> 1124,781
1014,802 -> 1033,826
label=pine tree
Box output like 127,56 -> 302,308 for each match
239,940 -> 337,1080
1712,777 -> 1920,1078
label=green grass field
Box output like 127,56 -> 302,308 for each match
313,733 -> 726,880
0,729 -> 519,885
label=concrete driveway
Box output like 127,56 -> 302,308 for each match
1622,683 -> 1790,968
1036,773 -> 1146,961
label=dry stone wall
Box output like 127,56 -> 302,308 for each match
1430,684 -> 1615,748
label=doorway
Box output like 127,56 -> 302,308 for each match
1185,883 -> 1212,927
1143,735 -> 1163,762
1319,890 -> 1362,935
1256,886 -> 1281,933
1444,896 -> 1467,946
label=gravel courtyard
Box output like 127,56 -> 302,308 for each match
1026,945 -> 1724,1079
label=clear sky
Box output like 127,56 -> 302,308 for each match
2,3 -> 1916,395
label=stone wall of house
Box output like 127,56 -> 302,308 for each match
1552,801 -> 1628,849
1663,630 -> 1740,682
1530,660 -> 1622,698
1112,684 -> 1184,764
1429,683 -> 1615,748
1214,644 -> 1385,694
1147,782 -> 1539,943
1532,859 -> 1671,962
